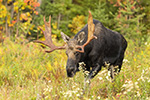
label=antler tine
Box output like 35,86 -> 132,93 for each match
76,11 -> 97,53
34,16 -> 66,53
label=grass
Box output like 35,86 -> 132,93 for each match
0,37 -> 150,100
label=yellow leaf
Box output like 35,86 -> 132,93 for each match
52,22 -> 57,29
141,51 -> 143,55
30,27 -> 33,30
28,32 -> 31,35
26,12 -> 30,16
68,24 -> 72,28
13,1 -> 18,6
47,62 -> 53,71
0,5 -> 7,18
8,24 -> 13,27
7,0 -> 12,4
20,17 -> 22,20
21,6 -> 25,10
134,58 -> 136,62
54,61 -> 58,66
14,6 -> 18,11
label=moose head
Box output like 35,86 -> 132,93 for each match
34,11 -> 97,77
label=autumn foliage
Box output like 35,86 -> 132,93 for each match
0,0 -> 40,39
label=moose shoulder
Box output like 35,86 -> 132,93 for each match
62,19 -> 127,79
35,12 -> 127,80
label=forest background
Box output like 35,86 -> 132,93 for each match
0,0 -> 150,99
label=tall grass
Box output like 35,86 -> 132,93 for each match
0,37 -> 150,100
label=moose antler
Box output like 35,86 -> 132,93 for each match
76,11 -> 97,53
34,16 -> 66,53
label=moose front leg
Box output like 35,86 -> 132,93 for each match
82,63 -> 101,95
85,63 -> 102,81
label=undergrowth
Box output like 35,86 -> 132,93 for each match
0,38 -> 150,100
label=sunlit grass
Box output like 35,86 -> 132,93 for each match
0,38 -> 150,99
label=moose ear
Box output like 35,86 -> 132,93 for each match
61,32 -> 70,42
77,31 -> 85,43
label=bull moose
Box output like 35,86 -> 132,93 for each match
35,11 -> 127,80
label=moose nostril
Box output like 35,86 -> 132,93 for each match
67,67 -> 74,72
70,67 -> 74,71
71,67 -> 75,72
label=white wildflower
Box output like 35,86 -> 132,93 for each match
142,70 -> 145,74
97,96 -> 101,99
84,71 -> 90,76
72,85 -> 76,88
48,80 -> 51,83
45,96 -> 49,99
108,70 -> 111,77
77,88 -> 80,91
123,59 -> 129,63
98,70 -> 107,76
106,76 -> 111,82
36,93 -> 41,100
48,87 -> 52,92
146,97 -> 150,100
123,91 -> 127,94
80,91 -> 83,95
98,77 -> 103,80
122,84 -> 127,88
122,80 -> 139,94
137,91 -> 140,97
85,80 -> 90,84
141,76 -> 145,82
76,94 -> 80,97
135,82 -> 138,85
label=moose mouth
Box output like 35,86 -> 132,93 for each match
67,69 -> 77,77
67,72 -> 75,77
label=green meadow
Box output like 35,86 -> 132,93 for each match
0,37 -> 150,100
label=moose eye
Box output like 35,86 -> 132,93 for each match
69,47 -> 74,50
65,51 -> 68,56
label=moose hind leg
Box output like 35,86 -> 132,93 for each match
108,65 -> 120,79
109,65 -> 115,79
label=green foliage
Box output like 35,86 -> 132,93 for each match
139,0 -> 150,31
92,1 -> 117,28
39,0 -> 99,36
92,2 -> 110,26
112,0 -> 146,44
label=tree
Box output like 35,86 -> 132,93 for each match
112,0 -> 146,44
39,0 -> 99,37
0,0 -> 40,38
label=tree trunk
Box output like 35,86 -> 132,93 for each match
16,12 -> 20,37
57,13 -> 61,29
5,2 -> 10,37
